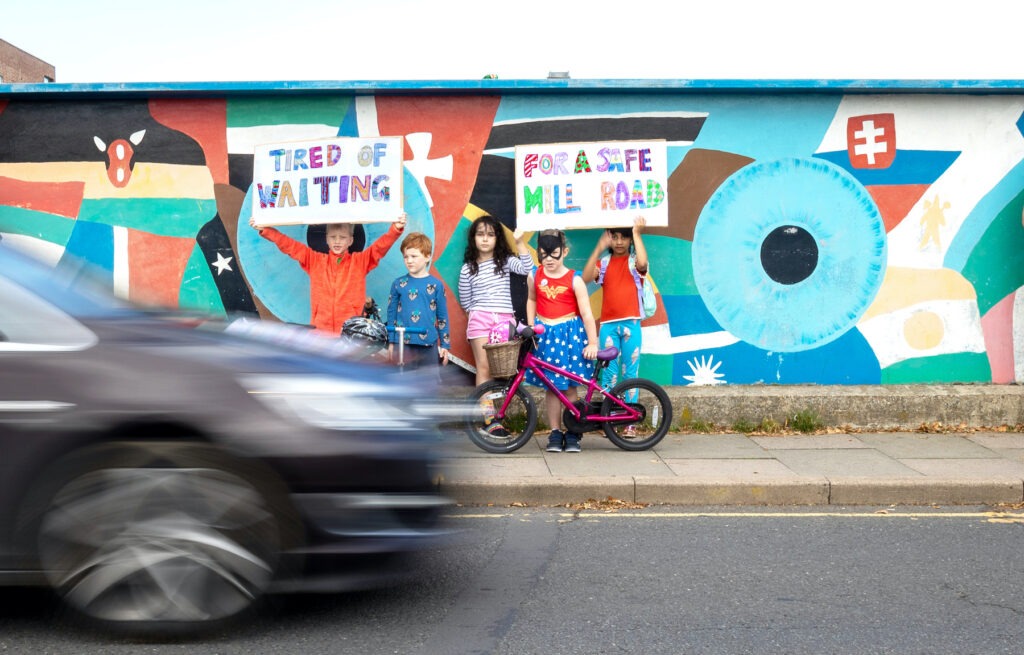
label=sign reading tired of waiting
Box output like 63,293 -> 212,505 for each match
251,136 -> 404,227
514,140 -> 668,231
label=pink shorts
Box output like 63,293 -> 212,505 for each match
466,311 -> 516,341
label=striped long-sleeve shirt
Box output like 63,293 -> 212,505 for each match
457,253 -> 533,313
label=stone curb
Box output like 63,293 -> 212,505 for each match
826,477 -> 1024,505
664,384 -> 1024,430
439,476 -> 1024,507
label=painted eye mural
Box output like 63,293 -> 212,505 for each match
692,157 -> 888,353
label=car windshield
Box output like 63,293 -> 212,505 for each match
0,245 -> 138,319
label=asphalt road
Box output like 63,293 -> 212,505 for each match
1,506 -> 1022,654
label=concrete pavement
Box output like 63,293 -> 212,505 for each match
435,430 -> 1024,507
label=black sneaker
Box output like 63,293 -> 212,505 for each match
564,432 -> 581,453
546,429 -> 565,452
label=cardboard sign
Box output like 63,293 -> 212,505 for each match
252,136 -> 404,226
514,140 -> 668,231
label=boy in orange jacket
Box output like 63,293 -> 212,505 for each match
249,214 -> 406,335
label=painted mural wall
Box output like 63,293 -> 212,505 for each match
2,89 -> 1024,386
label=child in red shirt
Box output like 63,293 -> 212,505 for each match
583,217 -> 649,392
249,214 -> 406,335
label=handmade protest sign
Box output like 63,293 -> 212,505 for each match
251,136 -> 404,227
514,140 -> 668,231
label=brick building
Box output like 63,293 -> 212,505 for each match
0,39 -> 54,83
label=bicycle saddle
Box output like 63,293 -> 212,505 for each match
596,346 -> 619,361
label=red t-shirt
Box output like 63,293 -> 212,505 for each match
600,255 -> 641,321
535,269 -> 579,319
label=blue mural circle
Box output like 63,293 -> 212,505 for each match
237,167 -> 433,326
692,157 -> 887,352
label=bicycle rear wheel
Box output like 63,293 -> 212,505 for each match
465,381 -> 537,453
601,378 -> 672,451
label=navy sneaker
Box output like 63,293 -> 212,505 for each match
546,429 -> 565,452
564,432 -> 581,453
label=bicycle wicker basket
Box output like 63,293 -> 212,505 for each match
483,339 -> 521,378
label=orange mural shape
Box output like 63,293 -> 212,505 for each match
126,230 -> 196,308
866,184 -> 930,233
0,176 -> 84,217
373,96 -> 501,248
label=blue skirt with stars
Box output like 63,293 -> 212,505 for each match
525,316 -> 594,390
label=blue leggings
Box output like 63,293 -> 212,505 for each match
598,319 -> 642,393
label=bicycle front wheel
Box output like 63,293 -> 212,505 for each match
465,381 -> 537,453
601,378 -> 672,451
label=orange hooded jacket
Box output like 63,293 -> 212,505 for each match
259,224 -> 402,335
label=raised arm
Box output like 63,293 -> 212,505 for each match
632,216 -> 649,275
363,213 -> 406,267
582,230 -> 612,283
509,229 -> 535,275
250,217 -> 312,268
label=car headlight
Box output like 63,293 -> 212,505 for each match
240,374 -> 426,432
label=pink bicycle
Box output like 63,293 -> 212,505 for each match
466,324 -> 672,453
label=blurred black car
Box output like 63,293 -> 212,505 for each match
0,243 -> 451,632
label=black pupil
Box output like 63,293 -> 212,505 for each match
760,225 -> 818,285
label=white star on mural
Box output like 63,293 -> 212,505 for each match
211,252 -> 234,276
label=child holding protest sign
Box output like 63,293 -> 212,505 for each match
386,231 -> 450,369
527,229 -> 599,453
582,216 -> 651,394
458,215 -> 533,385
249,213 -> 406,335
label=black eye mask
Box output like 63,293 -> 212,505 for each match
538,234 -> 564,254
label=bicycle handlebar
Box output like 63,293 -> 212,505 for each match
515,323 -> 545,338
389,326 -> 430,336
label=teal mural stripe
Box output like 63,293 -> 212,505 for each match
493,94 -> 687,123
179,244 -> 226,316
639,354 -> 675,390
881,352 -> 991,384
0,206 -> 75,244
691,95 -> 843,160
77,199 -> 217,238
946,158 -> 1024,272
644,235 -> 694,296
957,186 -> 1024,315
226,96 -> 353,128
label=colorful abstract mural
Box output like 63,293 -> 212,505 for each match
3,85 -> 1024,386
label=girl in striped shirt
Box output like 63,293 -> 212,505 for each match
458,215 -> 532,384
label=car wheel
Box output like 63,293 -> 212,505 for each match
29,442 -> 286,631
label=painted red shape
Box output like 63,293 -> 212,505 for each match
847,113 -> 896,169
0,176 -> 84,217
374,96 -> 501,249
105,138 -> 135,187
126,229 -> 196,307
865,183 -> 930,232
